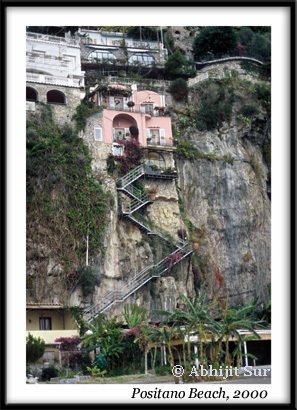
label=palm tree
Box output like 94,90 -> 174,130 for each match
216,300 -> 262,366
156,291 -> 220,371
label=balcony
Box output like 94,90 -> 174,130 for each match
26,72 -> 83,88
26,329 -> 79,344
26,32 -> 79,46
105,105 -> 169,117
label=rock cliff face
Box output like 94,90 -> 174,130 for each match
176,113 -> 271,305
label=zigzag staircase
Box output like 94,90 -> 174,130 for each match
83,164 -> 192,322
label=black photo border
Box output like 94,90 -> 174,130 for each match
1,1 -> 295,409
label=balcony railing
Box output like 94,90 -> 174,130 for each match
27,32 -> 79,46
105,105 -> 169,117
26,72 -> 83,88
146,140 -> 174,148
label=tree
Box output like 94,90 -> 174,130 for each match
165,49 -> 193,76
193,27 -> 237,59
126,26 -> 158,41
168,78 -> 188,102
26,333 -> 45,363
81,315 -> 124,371
216,301 -> 261,366
123,304 -> 149,328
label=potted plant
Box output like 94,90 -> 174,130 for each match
146,185 -> 158,201
127,101 -> 135,108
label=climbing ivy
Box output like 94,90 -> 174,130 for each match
72,101 -> 103,132
27,107 -> 111,279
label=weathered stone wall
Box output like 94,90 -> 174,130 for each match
26,83 -> 81,126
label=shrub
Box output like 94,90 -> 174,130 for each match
240,104 -> 259,118
168,78 -> 188,102
154,365 -> 171,376
77,265 -> 100,296
193,27 -> 237,59
41,366 -> 59,381
26,333 -> 45,364
165,49 -> 193,76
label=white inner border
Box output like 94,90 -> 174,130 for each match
6,6 -> 291,405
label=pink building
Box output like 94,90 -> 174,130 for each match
93,88 -> 174,150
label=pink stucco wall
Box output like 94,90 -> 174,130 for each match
102,90 -> 173,147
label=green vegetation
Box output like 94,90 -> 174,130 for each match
193,27 -> 237,59
193,26 -> 270,62
165,49 -> 195,77
168,78 -> 188,102
27,106 -> 111,289
76,266 -> 101,297
72,101 -> 102,132
26,333 -> 45,364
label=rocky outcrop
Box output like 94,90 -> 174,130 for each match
177,112 -> 271,305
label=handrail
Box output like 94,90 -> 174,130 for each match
195,55 -> 264,66
84,243 -> 193,321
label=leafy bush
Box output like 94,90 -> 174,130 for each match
40,366 -> 59,381
193,27 -> 237,59
154,365 -> 171,376
26,333 -> 45,364
175,141 -> 199,160
165,49 -> 194,76
72,101 -> 102,132
126,26 -> 158,41
77,265 -> 100,296
239,104 -> 259,118
253,83 -> 271,109
168,78 -> 188,102
194,80 -> 235,130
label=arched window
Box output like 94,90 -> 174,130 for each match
26,87 -> 38,102
47,90 -> 66,105
129,54 -> 155,66
144,151 -> 166,170
88,50 -> 116,63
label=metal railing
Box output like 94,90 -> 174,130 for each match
117,164 -> 145,188
84,243 -> 193,321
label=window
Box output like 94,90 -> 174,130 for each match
112,143 -> 124,156
39,317 -> 52,330
88,50 -> 116,62
26,87 -> 38,102
129,54 -> 155,66
47,90 -> 66,105
113,127 -> 131,142
94,126 -> 103,141
141,104 -> 154,115
146,129 -> 166,145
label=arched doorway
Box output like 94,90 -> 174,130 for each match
143,151 -> 166,170
112,113 -> 138,142
47,90 -> 66,104
26,86 -> 38,102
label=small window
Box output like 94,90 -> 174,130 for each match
26,87 -> 38,102
47,90 -> 66,105
112,143 -> 124,156
39,317 -> 52,330
94,126 -> 103,141
141,104 -> 154,115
